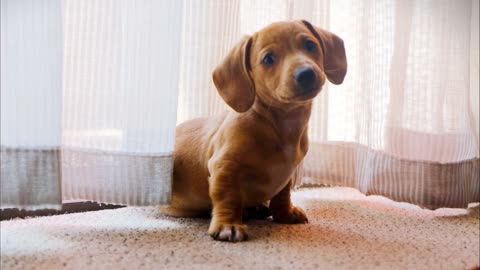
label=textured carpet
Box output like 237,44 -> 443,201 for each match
1,187 -> 479,270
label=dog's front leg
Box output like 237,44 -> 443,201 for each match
269,179 -> 308,224
208,162 -> 247,242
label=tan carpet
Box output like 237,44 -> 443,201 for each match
1,187 -> 479,270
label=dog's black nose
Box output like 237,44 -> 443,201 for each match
295,67 -> 316,93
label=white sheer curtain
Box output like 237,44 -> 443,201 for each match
1,0 -> 478,210
1,0 -> 63,209
177,0 -> 479,209
1,0 -> 182,209
300,0 -> 479,209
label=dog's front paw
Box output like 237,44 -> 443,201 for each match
273,206 -> 308,224
208,222 -> 248,242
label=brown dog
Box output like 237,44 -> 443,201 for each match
165,20 -> 347,242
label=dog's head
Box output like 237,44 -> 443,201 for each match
213,20 -> 347,112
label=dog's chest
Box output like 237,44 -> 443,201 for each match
241,140 -> 306,205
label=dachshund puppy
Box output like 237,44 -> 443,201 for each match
165,20 -> 347,242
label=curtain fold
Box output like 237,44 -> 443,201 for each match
1,0 -> 182,209
300,0 -> 480,209
301,143 -> 479,209
176,1 -> 240,124
60,0 -> 183,206
1,0 -> 63,210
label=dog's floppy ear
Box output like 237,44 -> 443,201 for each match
213,36 -> 255,113
301,20 -> 347,85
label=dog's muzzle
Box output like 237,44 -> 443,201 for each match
294,66 -> 318,95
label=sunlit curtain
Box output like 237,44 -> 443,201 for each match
1,0 -> 182,209
2,0 -> 478,210
1,0 -> 63,209
177,0 -> 479,209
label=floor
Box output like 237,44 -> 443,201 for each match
1,187 -> 479,270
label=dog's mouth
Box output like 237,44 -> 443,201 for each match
276,81 -> 322,103
290,66 -> 323,101
295,85 -> 322,100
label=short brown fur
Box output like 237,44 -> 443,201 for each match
163,20 -> 347,242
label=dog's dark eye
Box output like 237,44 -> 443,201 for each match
262,53 -> 276,66
305,40 -> 317,53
